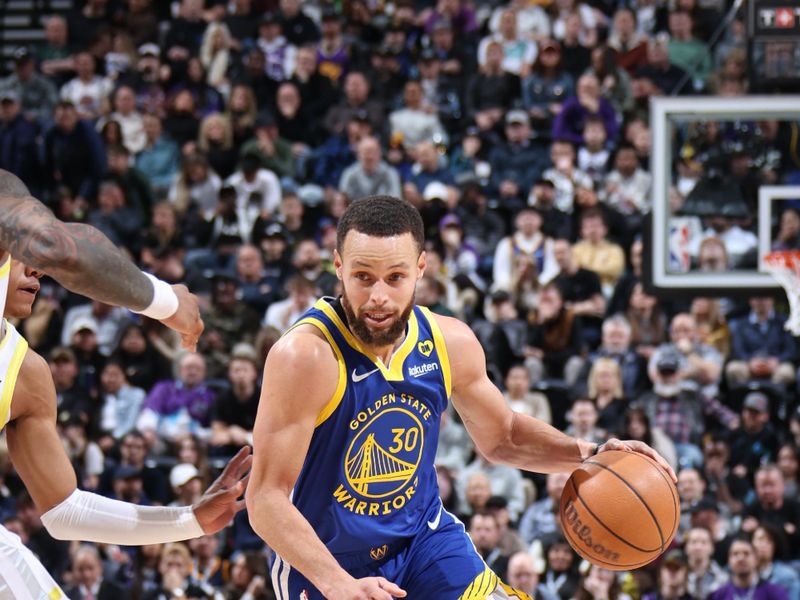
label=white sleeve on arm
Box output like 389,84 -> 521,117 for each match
40,489 -> 204,545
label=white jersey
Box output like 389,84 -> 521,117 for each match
0,255 -> 9,324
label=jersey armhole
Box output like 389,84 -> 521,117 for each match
419,307 -> 452,399
0,336 -> 29,431
287,317 -> 347,427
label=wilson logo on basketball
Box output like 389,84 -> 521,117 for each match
562,499 -> 621,563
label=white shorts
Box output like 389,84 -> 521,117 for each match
0,524 -> 67,600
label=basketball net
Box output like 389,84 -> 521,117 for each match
763,250 -> 800,336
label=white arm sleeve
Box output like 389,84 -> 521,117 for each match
40,489 -> 204,545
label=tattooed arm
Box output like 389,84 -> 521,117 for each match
0,195 -> 203,349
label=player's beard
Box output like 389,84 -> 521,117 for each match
341,289 -> 414,347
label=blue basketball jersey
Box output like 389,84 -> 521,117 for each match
288,297 -> 451,560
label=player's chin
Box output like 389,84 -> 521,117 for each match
6,301 -> 32,319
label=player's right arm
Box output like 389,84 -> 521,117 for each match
247,326 -> 406,600
0,192 -> 202,349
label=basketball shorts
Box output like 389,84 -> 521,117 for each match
271,507 -> 531,600
0,524 -> 67,600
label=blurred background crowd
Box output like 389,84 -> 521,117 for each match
1,0 -> 799,598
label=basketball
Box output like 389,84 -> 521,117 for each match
559,450 -> 679,571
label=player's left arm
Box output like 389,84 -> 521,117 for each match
7,348 -> 250,543
438,315 -> 676,480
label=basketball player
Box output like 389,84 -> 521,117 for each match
0,258 -> 250,598
248,197 -> 677,600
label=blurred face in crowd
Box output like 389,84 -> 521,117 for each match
121,434 -> 147,465
0,96 -> 20,123
506,119 -> 530,144
101,362 -> 126,394
160,547 -> 192,577
505,365 -> 530,397
55,103 -> 79,132
592,361 -> 619,395
114,474 -> 143,502
231,553 -> 255,587
500,10 -> 517,39
403,81 -> 423,109
677,468 -> 705,503
465,472 -> 491,509
546,472 -> 569,502
120,325 -> 147,355
777,444 -> 798,483
414,277 -> 439,307
507,553 -> 540,594
50,355 -> 78,389
115,86 -> 137,115
344,72 -> 369,104
602,320 -> 630,353
73,548 -> 102,588
547,542 -> 574,572
229,358 -> 258,390
615,147 -> 639,177
415,141 -> 439,171
577,74 -> 600,101
570,399 -> 598,434
613,9 -> 635,39
755,468 -> 784,509
728,540 -> 757,579
630,283 -> 656,313
75,52 -> 95,80
537,285 -> 563,321
580,215 -> 606,244
357,137 -> 382,173
515,210 -> 542,238
669,12 -> 692,40
280,0 -> 300,17
698,239 -> 727,272
752,527 -> 776,564
237,245 -> 263,280
670,314 -> 697,346
469,513 -> 500,552
684,528 -> 714,564
277,83 -> 301,117
46,15 -> 68,46
179,353 -> 207,387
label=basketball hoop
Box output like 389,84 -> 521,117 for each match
763,250 -> 800,336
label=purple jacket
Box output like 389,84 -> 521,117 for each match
709,581 -> 789,600
551,96 -> 619,145
143,380 -> 216,427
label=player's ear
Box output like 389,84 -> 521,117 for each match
334,249 -> 343,279
417,251 -> 426,279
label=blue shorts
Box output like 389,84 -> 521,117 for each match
270,508 -> 527,600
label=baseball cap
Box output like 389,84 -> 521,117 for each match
438,213 -> 462,229
743,391 -> 769,413
114,464 -> 142,481
170,463 -> 201,489
662,549 -> 687,569
261,221 -> 287,239
431,17 -> 453,31
260,10 -> 281,25
656,347 -> 682,374
505,109 -> 529,127
419,47 -> 438,62
691,497 -> 720,515
231,342 -> 259,368
69,316 -> 98,338
13,47 -> 32,64
0,89 -> 19,103
424,181 -> 449,203
50,346 -> 77,364
138,43 -> 160,58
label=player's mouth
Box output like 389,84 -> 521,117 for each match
18,283 -> 39,298
363,312 -> 394,328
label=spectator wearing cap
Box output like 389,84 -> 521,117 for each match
366,44 -> 407,112
312,110 -> 371,190
389,81 -> 448,152
263,274 -> 317,333
163,0 -> 208,64
528,178 -> 571,240
685,526 -> 729,599
487,109 -> 548,211
253,221 -> 293,288
136,114 -> 180,196
123,43 -> 169,116
111,464 -> 149,506
710,536 -> 790,600
210,344 -> 261,457
237,111 -> 294,180
0,46 -> 58,124
338,137 -> 402,200
200,269 -> 261,374
742,465 -> 800,555
642,549 -> 691,600
466,41 -> 521,134
405,141 -> 455,206
49,346 -> 93,424
438,213 -> 486,292
478,10 -> 538,78
552,72 -> 619,146
726,297 -> 796,389
522,40 -> 575,130
169,463 -> 203,506
280,0 -> 320,45
137,352 -> 217,450
290,46 -> 339,126
59,51 -> 113,120
98,358 -> 146,443
223,0 -> 257,48
0,88 -> 39,190
256,11 -> 296,83
493,206 -> 558,296
324,71 -> 384,136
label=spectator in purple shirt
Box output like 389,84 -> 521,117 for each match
552,72 -> 619,146
136,352 -> 217,452
709,537 -> 789,600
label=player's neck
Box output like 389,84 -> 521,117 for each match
363,335 -> 405,365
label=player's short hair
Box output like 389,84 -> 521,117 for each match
337,195 -> 425,255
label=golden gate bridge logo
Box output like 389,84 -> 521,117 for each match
343,407 -> 424,499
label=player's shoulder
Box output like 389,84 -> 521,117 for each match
11,347 -> 55,421
267,323 -> 340,374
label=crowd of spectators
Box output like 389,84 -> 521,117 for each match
1,0 -> 799,598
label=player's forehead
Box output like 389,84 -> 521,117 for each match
341,230 -> 419,266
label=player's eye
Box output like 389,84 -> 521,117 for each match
355,272 -> 371,282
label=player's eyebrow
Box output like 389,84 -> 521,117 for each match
352,260 -> 410,269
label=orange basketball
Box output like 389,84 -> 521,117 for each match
559,450 -> 679,571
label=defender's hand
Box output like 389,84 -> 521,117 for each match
160,284 -> 204,351
193,447 -> 252,534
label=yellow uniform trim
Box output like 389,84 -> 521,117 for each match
314,299 -> 418,381
458,567 -> 533,600
0,319 -> 13,353
0,335 -> 29,431
0,256 -> 9,278
48,586 -> 64,599
288,316 -> 347,428
419,307 -> 451,398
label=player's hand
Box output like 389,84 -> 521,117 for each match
327,577 -> 407,600
193,446 -> 252,533
596,438 -> 677,484
159,284 -> 204,351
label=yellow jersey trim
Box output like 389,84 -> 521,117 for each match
0,319 -> 13,354
288,316 -> 347,428
419,307 -> 451,399
0,256 -> 9,278
0,335 -> 28,431
314,299 -> 419,381
458,566 -> 533,600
